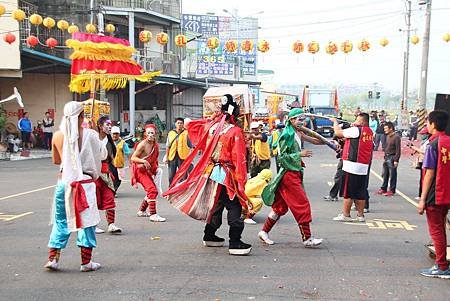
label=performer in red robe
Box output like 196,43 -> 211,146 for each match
163,94 -> 252,255
131,124 -> 166,222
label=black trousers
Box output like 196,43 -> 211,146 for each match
329,159 -> 343,198
204,185 -> 244,243
168,153 -> 193,185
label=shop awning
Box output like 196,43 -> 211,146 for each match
21,48 -> 71,74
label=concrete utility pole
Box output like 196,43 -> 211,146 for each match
129,12 -> 136,136
90,0 -> 95,24
401,0 -> 412,112
418,0 -> 432,110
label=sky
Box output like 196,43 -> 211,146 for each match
182,0 -> 450,94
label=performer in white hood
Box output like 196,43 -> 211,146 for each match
44,101 -> 107,272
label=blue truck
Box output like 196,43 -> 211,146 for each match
309,106 -> 338,137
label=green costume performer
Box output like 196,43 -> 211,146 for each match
258,108 -> 324,247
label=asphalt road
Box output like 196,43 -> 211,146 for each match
0,141 -> 448,301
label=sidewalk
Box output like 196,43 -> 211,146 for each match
3,142 -> 167,162
7,149 -> 52,161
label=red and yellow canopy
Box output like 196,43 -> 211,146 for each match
68,32 -> 161,93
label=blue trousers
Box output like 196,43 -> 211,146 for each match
48,182 -> 96,249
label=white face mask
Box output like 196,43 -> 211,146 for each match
146,129 -> 156,141
102,121 -> 112,135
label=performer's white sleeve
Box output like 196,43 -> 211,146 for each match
343,127 -> 360,138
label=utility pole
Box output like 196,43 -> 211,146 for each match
401,0 -> 411,112
129,12 -> 136,136
90,0 -> 95,24
418,0 -> 432,110
398,0 -> 412,131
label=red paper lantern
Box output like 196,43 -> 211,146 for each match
46,38 -> 58,48
225,40 -> 238,53
240,39 -> 253,52
292,41 -> 304,53
3,33 -> 16,44
257,40 -> 270,53
26,35 -> 39,47
156,32 -> 168,45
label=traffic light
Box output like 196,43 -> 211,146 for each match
368,91 -> 373,99
376,92 -> 381,99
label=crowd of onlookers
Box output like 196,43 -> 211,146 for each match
7,111 -> 54,152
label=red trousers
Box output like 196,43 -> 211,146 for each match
426,204 -> 449,271
135,168 -> 158,200
95,177 -> 115,210
272,171 -> 312,224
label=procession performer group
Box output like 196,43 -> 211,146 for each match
43,94 -> 450,280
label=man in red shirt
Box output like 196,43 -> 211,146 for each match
331,113 -> 373,223
418,110 -> 450,279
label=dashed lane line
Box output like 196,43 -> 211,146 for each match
0,185 -> 56,201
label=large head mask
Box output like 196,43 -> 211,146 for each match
220,94 -> 240,117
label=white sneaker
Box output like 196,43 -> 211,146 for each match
149,214 -> 166,222
333,213 -> 353,222
137,211 -> 150,217
244,218 -> 257,225
356,215 -> 366,222
107,223 -> 122,234
258,230 -> 274,245
303,237 -> 323,248
80,261 -> 101,272
363,208 -> 369,213
95,227 -> 105,234
44,259 -> 59,270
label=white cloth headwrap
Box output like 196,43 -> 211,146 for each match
60,101 -> 84,183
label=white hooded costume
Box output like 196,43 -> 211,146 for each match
56,101 -> 107,232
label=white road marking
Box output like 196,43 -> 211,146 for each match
370,169 -> 418,207
0,185 -> 56,201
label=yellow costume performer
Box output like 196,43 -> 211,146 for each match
244,169 -> 273,224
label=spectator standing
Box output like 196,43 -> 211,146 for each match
369,112 -> 379,135
409,110 -> 419,141
270,123 -> 284,172
163,117 -> 193,185
408,126 -> 431,200
250,121 -> 271,177
323,130 -> 347,202
418,110 -> 450,279
377,122 -> 401,196
18,112 -> 32,149
374,114 -> 387,151
42,112 -> 54,150
111,126 -> 132,192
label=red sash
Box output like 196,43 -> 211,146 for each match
70,179 -> 95,228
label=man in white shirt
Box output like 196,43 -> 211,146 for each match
331,113 -> 374,222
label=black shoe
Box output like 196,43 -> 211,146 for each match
229,240 -> 252,256
202,234 -> 225,247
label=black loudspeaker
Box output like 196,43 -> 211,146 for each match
434,94 -> 450,135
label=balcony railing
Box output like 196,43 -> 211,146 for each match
135,48 -> 179,75
101,0 -> 181,20
17,1 -> 180,76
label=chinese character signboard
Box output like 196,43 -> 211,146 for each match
182,14 -> 258,78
